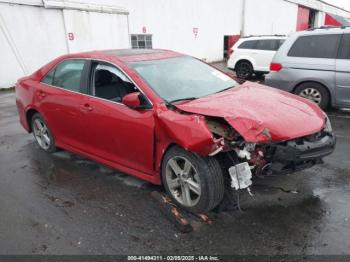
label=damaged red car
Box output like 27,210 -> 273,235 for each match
16,49 -> 336,213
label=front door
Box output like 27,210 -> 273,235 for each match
83,61 -> 155,175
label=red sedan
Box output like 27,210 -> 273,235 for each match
16,49 -> 335,213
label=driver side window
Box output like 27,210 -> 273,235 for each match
92,63 -> 137,103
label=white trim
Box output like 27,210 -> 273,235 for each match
0,0 -> 43,7
43,0 -> 129,14
0,0 -> 129,14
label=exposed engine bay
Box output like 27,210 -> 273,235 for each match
205,117 -> 336,179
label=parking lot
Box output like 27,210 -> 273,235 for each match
1,87 -> 350,255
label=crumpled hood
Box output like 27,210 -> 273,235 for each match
175,82 -> 326,143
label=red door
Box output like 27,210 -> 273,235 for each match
83,97 -> 155,175
35,83 -> 89,150
81,60 -> 155,174
296,6 -> 310,31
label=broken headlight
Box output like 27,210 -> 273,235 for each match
324,116 -> 333,133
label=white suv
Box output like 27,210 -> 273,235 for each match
227,36 -> 286,79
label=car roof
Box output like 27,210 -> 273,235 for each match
295,26 -> 350,36
240,35 -> 287,41
63,49 -> 184,63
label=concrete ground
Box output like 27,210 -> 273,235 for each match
1,89 -> 350,255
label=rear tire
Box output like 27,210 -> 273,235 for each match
161,146 -> 225,213
31,113 -> 57,153
295,82 -> 329,110
235,61 -> 253,79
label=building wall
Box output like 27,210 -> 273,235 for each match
90,0 -> 243,62
1,0 -> 350,88
0,3 -> 68,88
244,0 -> 298,35
63,9 -> 129,53
0,0 -> 129,88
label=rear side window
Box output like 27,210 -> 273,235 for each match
42,59 -> 86,92
255,40 -> 280,51
338,34 -> 350,59
288,34 -> 341,59
238,40 -> 258,49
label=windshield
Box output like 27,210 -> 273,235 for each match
128,56 -> 238,103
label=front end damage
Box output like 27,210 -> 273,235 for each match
205,116 -> 336,178
156,97 -> 336,208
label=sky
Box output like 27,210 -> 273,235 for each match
323,0 -> 350,11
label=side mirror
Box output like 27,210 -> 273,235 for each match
122,92 -> 141,109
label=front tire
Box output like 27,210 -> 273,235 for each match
161,146 -> 225,213
235,61 -> 253,79
31,113 -> 57,153
295,83 -> 329,110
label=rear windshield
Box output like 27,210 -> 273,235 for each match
288,34 -> 341,59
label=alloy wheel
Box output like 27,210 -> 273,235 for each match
165,156 -> 201,207
299,88 -> 322,105
32,118 -> 51,150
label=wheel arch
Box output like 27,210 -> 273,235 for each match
156,142 -> 180,186
26,108 -> 39,133
293,80 -> 333,106
234,58 -> 254,70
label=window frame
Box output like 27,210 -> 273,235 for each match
40,58 -> 90,94
254,39 -> 281,51
87,60 -> 153,109
40,58 -> 153,109
337,34 -> 350,60
237,40 -> 258,50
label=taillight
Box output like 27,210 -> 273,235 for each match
270,63 -> 282,72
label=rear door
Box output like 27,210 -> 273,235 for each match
336,33 -> 350,107
38,59 -> 90,150
253,39 -> 281,72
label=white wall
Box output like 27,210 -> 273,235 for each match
67,0 -> 243,62
0,1 -> 129,88
0,3 -> 68,88
63,9 -> 129,53
1,0 -> 350,88
244,0 -> 298,36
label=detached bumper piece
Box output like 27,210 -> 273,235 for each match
266,132 -> 336,175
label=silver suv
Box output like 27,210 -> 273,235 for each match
265,27 -> 350,109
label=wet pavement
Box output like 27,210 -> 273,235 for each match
1,91 -> 350,255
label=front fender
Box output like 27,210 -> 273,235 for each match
153,106 -> 222,174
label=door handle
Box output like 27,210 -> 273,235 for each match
81,103 -> 93,112
38,90 -> 46,98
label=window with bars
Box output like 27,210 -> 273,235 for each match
131,34 -> 152,49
